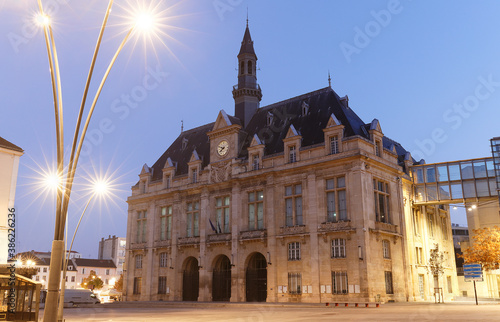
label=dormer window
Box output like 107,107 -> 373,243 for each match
252,154 -> 259,170
164,174 -> 171,189
192,168 -> 198,183
248,61 -> 253,75
267,112 -> 273,126
330,135 -> 339,155
302,102 -> 309,116
375,140 -> 382,157
289,145 -> 297,163
182,138 -> 188,150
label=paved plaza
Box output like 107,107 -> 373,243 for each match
47,301 -> 500,321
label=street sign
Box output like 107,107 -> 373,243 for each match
464,263 -> 483,282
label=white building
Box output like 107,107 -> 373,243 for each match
98,235 -> 126,275
0,136 -> 23,264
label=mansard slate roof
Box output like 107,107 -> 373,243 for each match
72,258 -> 116,268
148,86 -> 413,181
0,136 -> 23,153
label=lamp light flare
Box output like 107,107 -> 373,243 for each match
93,180 -> 109,196
35,13 -> 51,27
135,12 -> 155,31
471,205 -> 477,209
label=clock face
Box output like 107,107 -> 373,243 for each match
217,140 -> 229,156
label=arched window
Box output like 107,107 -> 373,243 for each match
248,61 -> 253,75
240,61 -> 244,75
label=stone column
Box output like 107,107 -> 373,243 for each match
306,171 -> 320,302
145,202 -> 156,300
266,174 -> 277,302
172,192 -> 182,301
199,188 -> 210,301
230,182 -> 241,302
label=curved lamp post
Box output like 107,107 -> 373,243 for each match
34,1 -> 158,321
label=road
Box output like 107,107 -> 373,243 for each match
47,302 -> 500,321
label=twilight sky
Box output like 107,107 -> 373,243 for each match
1,0 -> 499,257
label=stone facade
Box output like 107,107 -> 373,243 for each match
124,24 -> 457,303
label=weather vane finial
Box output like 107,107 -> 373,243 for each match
181,120 -> 184,133
328,70 -> 331,87
246,7 -> 249,27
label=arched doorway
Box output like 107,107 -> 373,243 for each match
182,257 -> 199,301
246,252 -> 267,302
212,255 -> 231,301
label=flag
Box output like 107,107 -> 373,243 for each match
209,219 -> 217,234
217,221 -> 222,234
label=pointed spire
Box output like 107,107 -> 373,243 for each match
328,71 -> 331,87
246,7 -> 249,28
238,22 -> 256,56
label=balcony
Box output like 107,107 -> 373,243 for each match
374,222 -> 399,234
178,236 -> 200,245
279,225 -> 307,236
207,233 -> 232,243
240,229 -> 267,240
318,220 -> 352,232
153,239 -> 172,248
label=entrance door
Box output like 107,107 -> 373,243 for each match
246,253 -> 267,302
182,257 -> 199,301
212,255 -> 231,301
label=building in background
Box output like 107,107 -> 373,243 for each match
98,235 -> 126,275
0,136 -> 23,264
124,24 -> 457,303
72,258 -> 119,289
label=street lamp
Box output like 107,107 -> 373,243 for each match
57,179 -> 110,321
33,1 -> 161,321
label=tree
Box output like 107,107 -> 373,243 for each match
460,226 -> 500,271
428,243 -> 445,278
81,270 -> 104,290
113,274 -> 123,292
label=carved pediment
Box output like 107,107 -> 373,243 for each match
213,109 -> 232,131
285,124 -> 300,139
326,113 -> 342,128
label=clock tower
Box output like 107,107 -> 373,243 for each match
232,21 -> 262,127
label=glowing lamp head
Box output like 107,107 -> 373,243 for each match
135,12 -> 154,31
93,180 -> 109,196
45,172 -> 61,191
36,13 -> 51,27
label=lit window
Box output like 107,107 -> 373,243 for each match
332,271 -> 348,294
215,196 -> 231,233
248,191 -> 264,230
326,177 -> 347,222
331,238 -> 346,258
285,184 -> 303,227
288,242 -> 301,261
374,179 -> 390,223
288,273 -> 302,294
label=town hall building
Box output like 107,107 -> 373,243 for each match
124,23 -> 458,303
